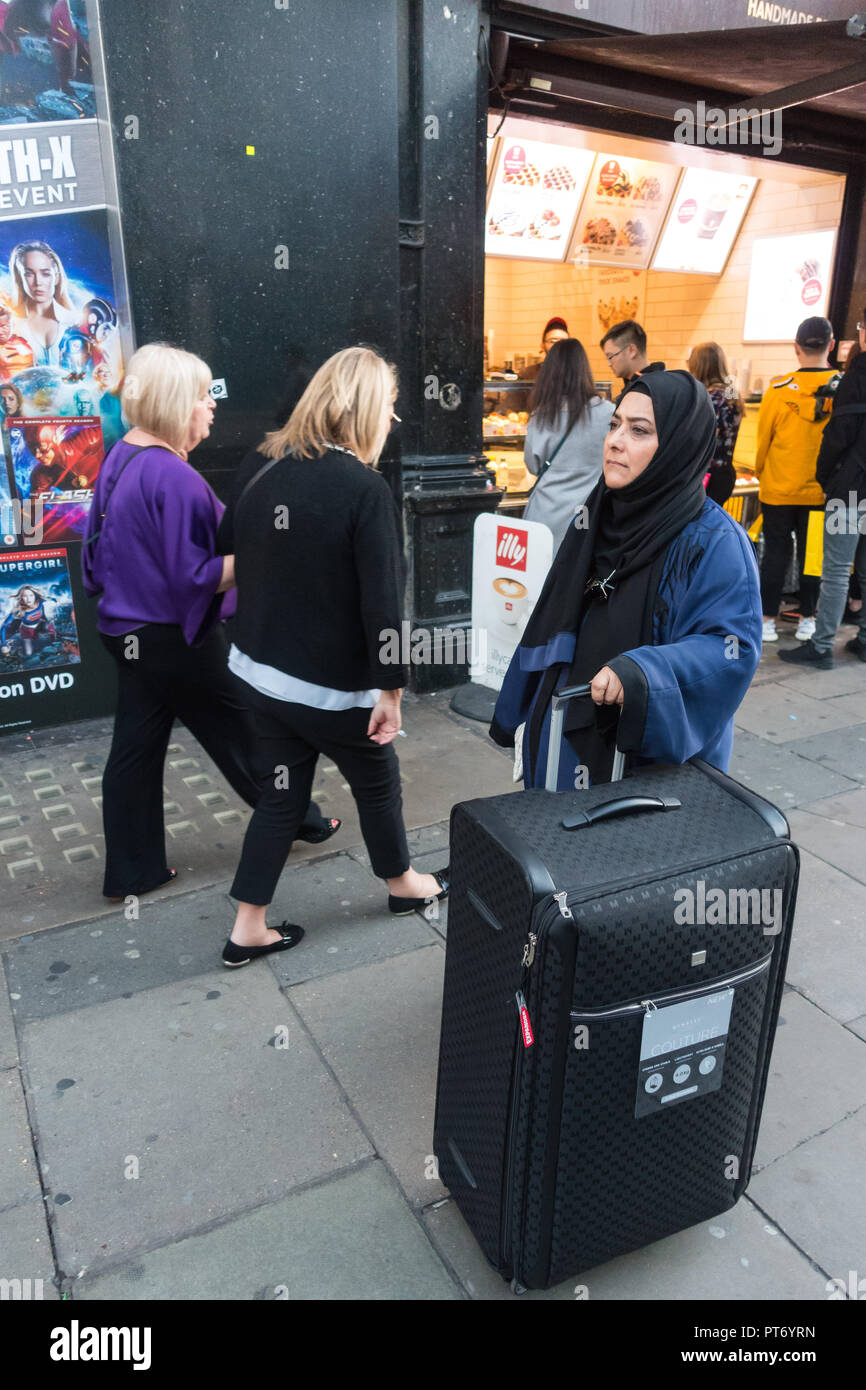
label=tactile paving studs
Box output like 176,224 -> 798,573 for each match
63,845 -> 99,864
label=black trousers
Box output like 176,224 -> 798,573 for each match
230,693 -> 410,907
99,623 -> 328,897
759,502 -> 823,619
706,463 -> 736,506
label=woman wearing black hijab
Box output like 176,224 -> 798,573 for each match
491,370 -> 762,787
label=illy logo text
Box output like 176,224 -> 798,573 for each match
496,525 -> 527,571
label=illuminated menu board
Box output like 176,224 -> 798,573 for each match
486,139 -> 595,262
652,168 -> 757,275
573,153 -> 680,269
743,229 -> 837,342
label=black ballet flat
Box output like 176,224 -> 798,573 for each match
221,923 -> 305,967
296,817 -> 342,845
105,869 -> 178,903
388,869 -> 450,917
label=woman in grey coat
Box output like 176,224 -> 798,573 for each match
523,338 -> 614,554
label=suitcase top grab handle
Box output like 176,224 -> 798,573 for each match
546,682 -> 625,791
561,795 -> 682,831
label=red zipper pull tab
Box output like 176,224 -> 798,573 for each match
516,990 -> 534,1048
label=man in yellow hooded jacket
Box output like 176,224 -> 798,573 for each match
755,316 -> 836,644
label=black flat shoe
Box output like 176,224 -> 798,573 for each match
222,923 -> 305,967
105,869 -> 178,903
296,817 -> 342,845
388,870 -> 450,917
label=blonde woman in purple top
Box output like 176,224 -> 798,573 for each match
82,343 -> 336,900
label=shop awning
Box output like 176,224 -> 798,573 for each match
497,18 -> 866,130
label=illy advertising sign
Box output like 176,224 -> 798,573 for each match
471,514 -> 553,692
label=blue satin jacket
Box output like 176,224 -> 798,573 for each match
492,499 -> 762,789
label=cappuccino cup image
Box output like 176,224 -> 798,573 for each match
493,575 -> 528,625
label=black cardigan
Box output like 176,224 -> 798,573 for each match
216,447 -> 409,691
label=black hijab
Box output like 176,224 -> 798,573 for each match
522,369 -> 716,780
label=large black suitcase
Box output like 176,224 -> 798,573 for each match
433,685 -> 799,1292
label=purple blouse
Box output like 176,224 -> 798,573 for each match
81,440 -> 234,645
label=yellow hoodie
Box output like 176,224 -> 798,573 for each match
754,367 -> 836,507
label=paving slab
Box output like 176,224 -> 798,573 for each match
394,699 -> 515,825
727,729 -> 857,810
748,656 -> 801,687
787,809 -> 866,887
783,723 -> 866,783
423,1194 -> 827,1300
2,884 -> 236,1024
73,1161 -> 459,1301
0,721 -> 366,941
846,1016 -> 866,1042
345,819 -> 451,872
291,945 -> 447,1208
0,1068 -> 41,1209
20,966 -> 372,1273
798,786 -> 866,829
753,990 -> 866,1170
734,684 -> 859,745
749,1106 -> 866,1282
0,956 -> 17,1070
771,662 -> 866,700
264,854 -> 439,987
0,1199 -> 58,1298
785,849 -> 866,1023
823,691 -> 866,724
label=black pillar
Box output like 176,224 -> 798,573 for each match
98,0 -> 403,500
398,0 -> 502,692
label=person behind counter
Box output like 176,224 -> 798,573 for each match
600,319 -> 665,396
517,317 -> 570,383
688,341 -> 744,506
522,338 -> 613,553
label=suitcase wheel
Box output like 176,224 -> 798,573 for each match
510,1278 -> 528,1296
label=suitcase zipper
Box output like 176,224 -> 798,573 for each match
569,953 -> 773,1022
519,895 -> 568,971
560,846 -> 786,919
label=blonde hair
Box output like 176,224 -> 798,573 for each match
9,241 -> 73,314
261,346 -> 397,465
121,343 -> 211,452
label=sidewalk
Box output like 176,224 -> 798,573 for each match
1,629 -> 865,1300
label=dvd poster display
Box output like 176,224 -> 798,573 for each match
0,0 -> 94,126
6,412 -> 103,542
0,207 -> 123,430
0,545 -> 79,687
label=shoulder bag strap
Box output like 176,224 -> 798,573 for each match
82,444 -> 149,549
234,455 -> 283,515
537,426 -> 571,479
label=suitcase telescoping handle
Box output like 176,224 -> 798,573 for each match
545,682 -> 681,829
546,683 -> 625,792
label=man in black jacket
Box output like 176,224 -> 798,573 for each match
780,320 -> 866,669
